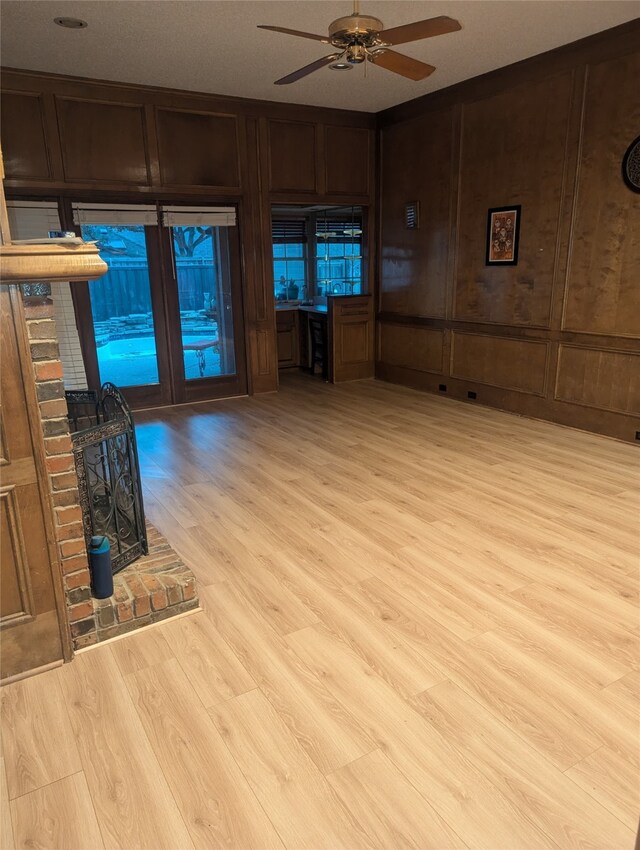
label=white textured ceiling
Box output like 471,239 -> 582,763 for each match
1,1 -> 637,112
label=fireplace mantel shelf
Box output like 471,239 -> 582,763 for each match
0,241 -> 108,284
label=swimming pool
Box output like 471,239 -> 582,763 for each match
96,333 -> 222,386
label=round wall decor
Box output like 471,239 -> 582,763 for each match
622,135 -> 640,193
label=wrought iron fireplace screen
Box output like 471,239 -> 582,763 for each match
66,383 -> 148,574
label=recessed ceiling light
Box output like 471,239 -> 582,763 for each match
329,63 -> 352,71
53,17 -> 88,29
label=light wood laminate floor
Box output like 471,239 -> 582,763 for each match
2,374 -> 639,849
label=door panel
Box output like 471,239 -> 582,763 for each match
163,219 -> 247,403
74,206 -> 247,408
0,285 -> 65,680
79,222 -> 171,408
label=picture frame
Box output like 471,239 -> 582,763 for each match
486,205 -> 521,266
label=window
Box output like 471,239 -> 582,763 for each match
272,218 -> 306,302
80,222 -> 160,388
315,217 -> 362,296
271,211 -> 364,301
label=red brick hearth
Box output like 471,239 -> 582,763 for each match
89,522 -> 198,645
23,294 -> 199,651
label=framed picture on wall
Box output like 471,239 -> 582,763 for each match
486,205 -> 521,265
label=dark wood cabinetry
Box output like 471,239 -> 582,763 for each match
276,308 -> 300,368
156,108 -> 240,188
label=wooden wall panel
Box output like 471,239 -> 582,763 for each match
380,109 -> 453,318
555,346 -> 640,415
56,98 -> 150,184
562,52 -> 640,338
377,22 -> 640,441
454,73 -> 573,327
267,119 -> 316,193
450,333 -> 548,395
0,487 -> 35,626
0,92 -> 50,179
156,108 -> 240,188
378,324 -> 444,374
324,126 -> 370,196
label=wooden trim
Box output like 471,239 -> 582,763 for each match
376,314 -> 640,352
375,361 -> 639,443
8,285 -> 73,662
0,657 -> 63,685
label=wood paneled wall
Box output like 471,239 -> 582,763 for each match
377,21 -> 640,442
0,69 -> 374,395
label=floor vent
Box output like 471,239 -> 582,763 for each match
467,391 -> 477,400
438,384 -> 447,392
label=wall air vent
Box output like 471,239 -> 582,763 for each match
404,201 -> 419,230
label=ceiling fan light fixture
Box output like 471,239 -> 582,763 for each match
260,5 -> 461,85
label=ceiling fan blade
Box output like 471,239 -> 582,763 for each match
377,16 -> 461,46
274,54 -> 342,85
369,50 -> 435,81
258,25 -> 329,43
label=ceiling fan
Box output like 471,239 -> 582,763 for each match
258,1 -> 461,85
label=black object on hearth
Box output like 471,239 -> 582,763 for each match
66,383 -> 148,574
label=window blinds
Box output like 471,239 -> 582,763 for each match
272,218 -> 307,243
162,207 -> 236,227
7,201 -> 62,240
72,203 -> 159,226
6,201 -> 87,390
71,204 -> 237,228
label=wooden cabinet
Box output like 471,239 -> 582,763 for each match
267,119 -> 317,194
0,91 -> 51,180
276,309 -> 299,368
324,125 -> 371,197
328,295 -> 374,382
156,108 -> 240,188
56,97 -> 151,185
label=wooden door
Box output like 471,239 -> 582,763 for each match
161,220 -> 248,404
0,285 -> 69,682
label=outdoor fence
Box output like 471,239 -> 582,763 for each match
90,259 -> 217,321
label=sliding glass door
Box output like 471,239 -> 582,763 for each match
72,204 -> 246,408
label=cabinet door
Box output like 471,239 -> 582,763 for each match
276,311 -> 299,368
1,285 -> 66,681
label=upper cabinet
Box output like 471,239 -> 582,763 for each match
324,125 -> 370,197
266,119 -> 318,194
264,117 -> 372,199
0,71 -> 374,203
1,91 -> 51,180
56,97 -> 151,185
156,108 -> 240,189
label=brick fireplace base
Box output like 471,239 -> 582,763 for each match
22,296 -> 198,651
76,522 -> 199,647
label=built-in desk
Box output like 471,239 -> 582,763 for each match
275,295 -> 374,382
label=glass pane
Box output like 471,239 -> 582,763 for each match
82,224 -> 159,387
316,239 -> 362,296
273,241 -> 306,301
173,226 -> 236,380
